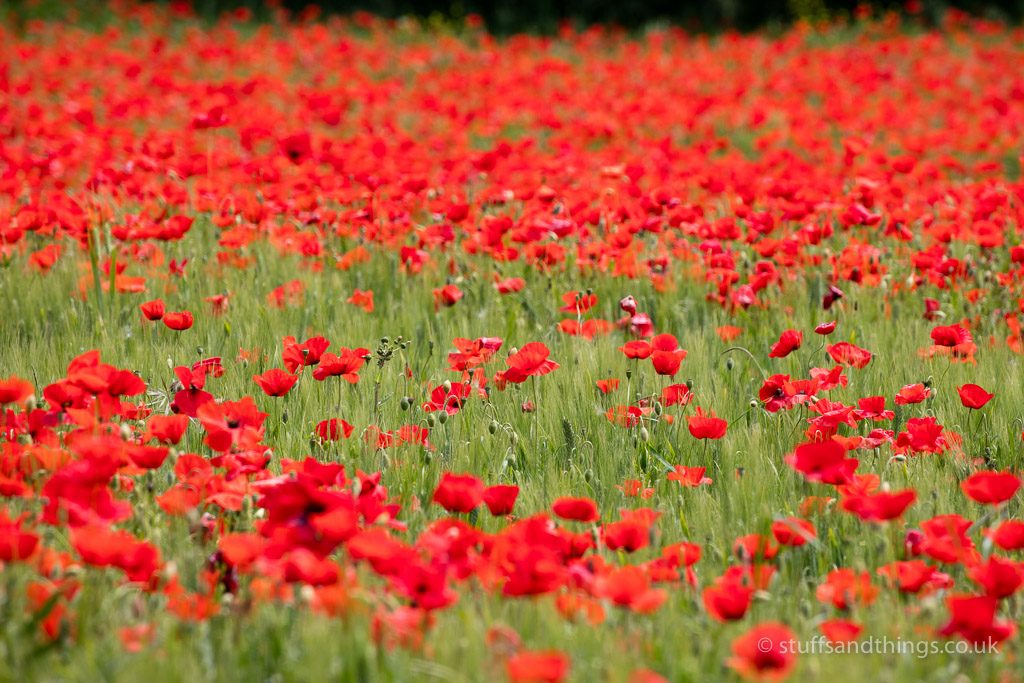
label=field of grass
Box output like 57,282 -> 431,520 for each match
1,5 -> 1024,682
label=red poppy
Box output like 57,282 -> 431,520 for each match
432,473 -> 484,513
988,521 -> 1024,551
347,289 -> 375,313
703,568 -> 754,621
961,471 -> 1021,505
483,484 -> 519,516
162,311 -> 194,330
312,348 -> 369,383
938,594 -> 1016,646
282,336 -> 332,373
771,517 -> 816,546
595,378 -> 619,394
139,299 -> 165,321
686,407 -> 727,440
894,383 -> 930,405
619,340 -> 653,359
145,414 -> 189,445
768,329 -> 802,358
727,622 -> 797,680
559,290 -> 596,314
432,284 -> 463,310
0,376 -> 34,406
667,466 -> 712,487
825,342 -> 872,368
506,650 -> 569,683
495,277 -> 525,294
814,321 -> 836,335
958,383 -> 994,409
315,418 -> 354,441
503,343 -> 558,384
552,497 -> 599,522
253,368 -> 299,397
785,438 -> 858,485
820,619 -> 862,644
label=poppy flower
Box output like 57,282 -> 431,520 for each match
840,489 -> 916,522
483,485 -> 519,516
727,622 -> 797,680
253,368 -> 299,397
825,342 -> 872,368
495,277 -> 525,294
432,473 -> 484,513
661,384 -> 691,406
506,650 -> 569,683
686,407 -> 727,440
894,383 -> 930,405
785,438 -> 858,485
703,568 -> 754,621
503,343 -> 558,384
816,568 -> 878,610
139,299 -> 165,321
559,290 -> 596,314
313,348 -> 369,383
667,466 -> 712,487
968,556 -> 1024,599
619,340 -> 653,359
432,284 -> 463,310
0,376 -> 34,406
988,521 -> 1024,551
162,311 -> 194,330
595,378 -> 619,394
814,321 -> 836,335
315,418 -> 354,441
938,594 -> 1016,646
961,471 -> 1020,505
145,414 -> 189,445
771,517 -> 816,546
768,329 -> 802,358
958,384 -> 994,409
347,289 -> 374,313
650,333 -> 687,376
820,619 -> 862,644
931,324 -> 973,347
283,336 -> 332,373
552,497 -> 599,522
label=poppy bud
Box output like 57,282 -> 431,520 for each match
505,454 -> 516,466
923,376 -> 933,388
400,396 -> 411,410
282,410 -> 288,424
653,402 -> 663,416
443,380 -> 452,393
726,358 -> 734,371
426,414 -> 437,428
639,426 -> 650,442
749,399 -> 758,408
584,469 -> 594,482
120,424 -> 132,440
424,452 -> 433,464
437,411 -> 448,425
509,346 -> 519,356
25,395 -> 37,411
686,379 -> 693,390
488,420 -> 499,434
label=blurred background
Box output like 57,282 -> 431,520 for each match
3,0 -> 1022,33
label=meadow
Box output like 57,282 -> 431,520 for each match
1,5 -> 1024,682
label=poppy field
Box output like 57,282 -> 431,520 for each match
3,5 -> 1024,682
